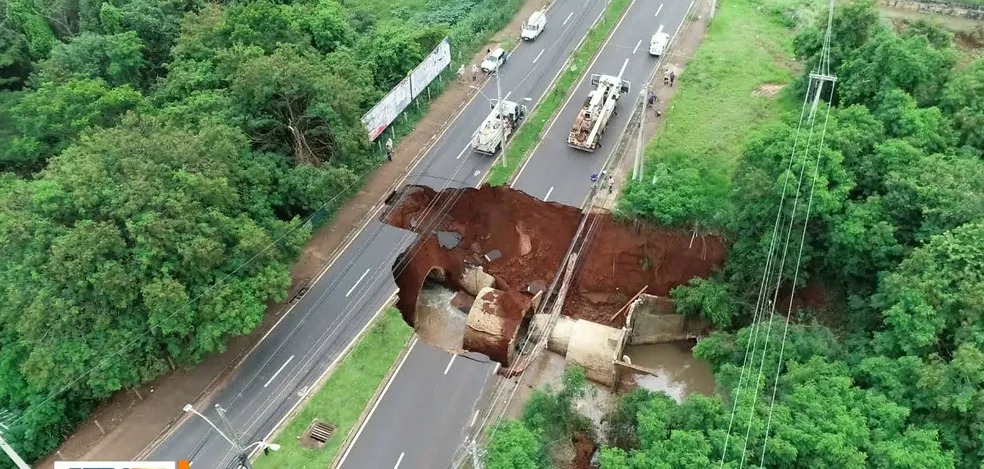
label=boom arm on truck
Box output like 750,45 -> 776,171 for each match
471,99 -> 527,155
567,73 -> 631,152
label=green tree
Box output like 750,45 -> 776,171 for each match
484,420 -> 544,469
670,277 -> 738,328
32,31 -> 146,88
939,59 -> 984,151
2,78 -> 146,172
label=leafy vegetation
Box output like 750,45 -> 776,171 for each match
608,0 -> 984,467
486,0 -> 632,186
254,307 -> 411,468
0,0 -> 522,463
483,366 -> 591,468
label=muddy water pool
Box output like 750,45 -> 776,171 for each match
623,342 -> 716,402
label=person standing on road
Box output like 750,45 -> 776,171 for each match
386,137 -> 394,161
669,71 -> 676,87
608,175 -> 614,194
472,64 -> 478,81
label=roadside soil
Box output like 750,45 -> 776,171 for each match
38,0 -> 552,466
571,432 -> 597,469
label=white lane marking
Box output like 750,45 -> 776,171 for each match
533,49 -> 545,64
655,3 -> 664,17
657,23 -> 665,34
504,91 -> 513,101
444,354 -> 457,375
263,355 -> 295,388
471,409 -> 480,427
394,452 -> 406,469
563,11 -> 574,25
337,338 -> 419,468
545,186 -> 554,201
618,58 -> 630,78
456,142 -> 471,159
345,268 -> 371,297
633,40 -> 642,54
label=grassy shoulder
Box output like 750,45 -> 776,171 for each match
253,307 -> 412,469
617,0 -> 803,229
486,0 -> 633,186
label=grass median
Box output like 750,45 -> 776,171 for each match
486,0 -> 633,186
253,307 -> 412,469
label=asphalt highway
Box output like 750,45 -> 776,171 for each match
146,1 -> 607,467
512,0 -> 696,206
333,1 -> 696,468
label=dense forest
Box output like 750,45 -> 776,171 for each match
486,1 -> 984,468
0,0 -> 521,462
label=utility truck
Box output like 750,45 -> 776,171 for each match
471,99 -> 528,155
521,10 -> 547,41
567,73 -> 631,152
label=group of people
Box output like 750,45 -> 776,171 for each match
590,171 -> 616,194
647,69 -> 677,117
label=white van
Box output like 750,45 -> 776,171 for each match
521,10 -> 547,41
649,32 -> 669,57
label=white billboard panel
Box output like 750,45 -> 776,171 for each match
362,37 -> 452,141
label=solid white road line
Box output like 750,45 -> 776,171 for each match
394,452 -> 406,469
655,3 -> 663,17
563,11 -> 574,25
444,354 -> 457,375
618,58 -> 630,78
263,355 -> 295,388
545,186 -> 554,201
533,49 -> 545,64
633,39 -> 642,54
345,268 -> 371,297
336,337 -> 419,468
657,23 -> 665,34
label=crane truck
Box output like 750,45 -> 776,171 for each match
471,99 -> 528,155
567,73 -> 631,152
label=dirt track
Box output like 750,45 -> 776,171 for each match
384,184 -> 726,357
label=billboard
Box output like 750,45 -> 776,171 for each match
362,37 -> 452,141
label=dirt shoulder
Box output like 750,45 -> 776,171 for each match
37,1 -> 551,466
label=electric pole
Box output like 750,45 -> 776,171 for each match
0,434 -> 30,469
495,65 -> 507,168
634,89 -> 646,180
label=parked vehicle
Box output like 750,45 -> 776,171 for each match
649,32 -> 670,57
471,99 -> 528,155
521,10 -> 547,41
567,72 -> 630,152
481,47 -> 508,73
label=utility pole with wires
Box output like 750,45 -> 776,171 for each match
717,0 -> 838,466
633,89 -> 646,180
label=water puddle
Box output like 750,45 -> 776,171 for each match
622,342 -> 715,402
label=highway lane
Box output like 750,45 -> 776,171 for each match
336,341 -> 496,469
145,1 -> 606,467
513,0 -> 696,206
412,0 -> 608,190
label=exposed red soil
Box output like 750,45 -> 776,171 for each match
571,432 -> 597,469
386,184 -> 581,363
384,185 -> 727,361
564,215 -> 727,327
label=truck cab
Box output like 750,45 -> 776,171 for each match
521,10 -> 547,41
649,32 -> 669,57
